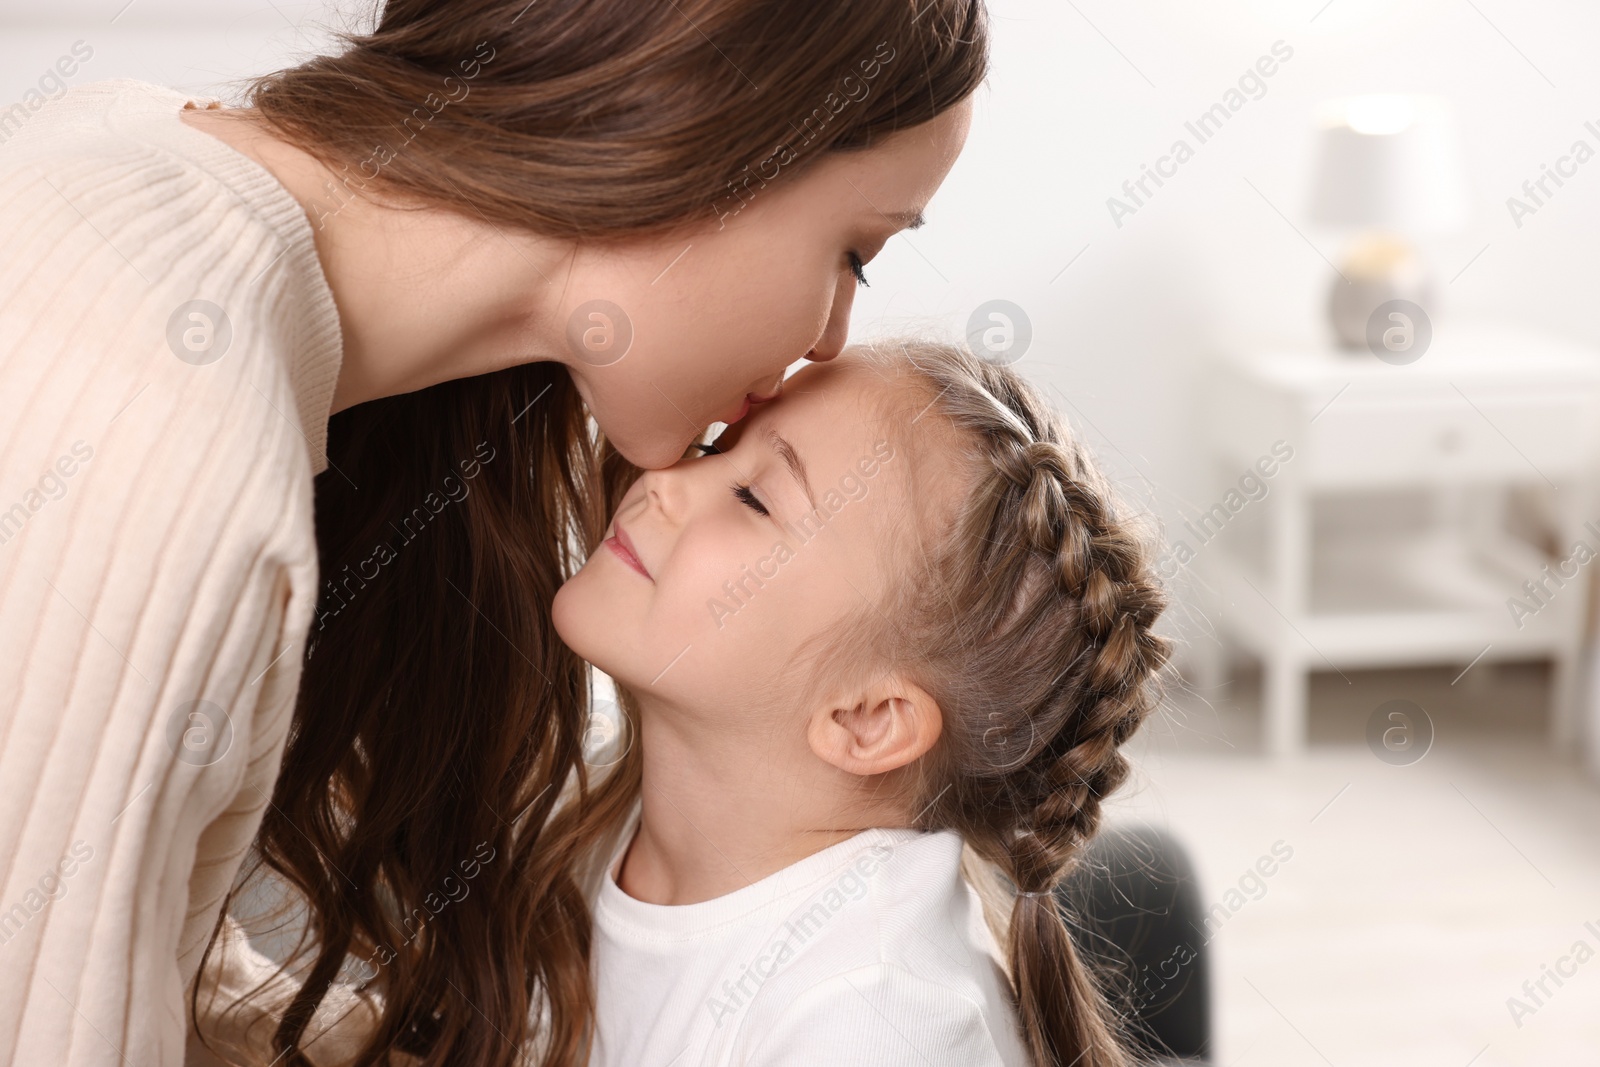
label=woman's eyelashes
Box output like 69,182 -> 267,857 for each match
730,483 -> 770,517
848,252 -> 870,287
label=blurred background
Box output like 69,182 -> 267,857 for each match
6,0 -> 1598,1062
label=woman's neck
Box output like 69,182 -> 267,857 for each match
179,106 -> 574,413
617,699 -> 881,906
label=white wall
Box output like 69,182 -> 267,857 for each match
9,0 -> 1600,654
848,0 -> 1600,656
0,0 -> 351,99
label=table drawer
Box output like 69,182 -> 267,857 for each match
1307,393 -> 1599,486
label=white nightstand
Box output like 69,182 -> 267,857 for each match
1193,328 -> 1600,757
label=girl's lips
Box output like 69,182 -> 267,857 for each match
604,523 -> 652,581
721,395 -> 752,426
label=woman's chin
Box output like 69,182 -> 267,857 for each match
598,416 -> 701,472
632,438 -> 696,471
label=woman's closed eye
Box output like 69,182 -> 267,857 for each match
848,252 -> 870,287
730,483 -> 769,517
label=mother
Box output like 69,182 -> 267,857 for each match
0,1 -> 986,1064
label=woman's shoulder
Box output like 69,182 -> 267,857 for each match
2,80 -> 217,189
0,79 -> 343,486
1,78 -> 175,155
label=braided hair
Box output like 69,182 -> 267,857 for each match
824,339 -> 1171,1067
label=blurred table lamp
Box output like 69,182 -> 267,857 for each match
1308,95 -> 1469,350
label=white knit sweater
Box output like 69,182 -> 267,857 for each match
0,79 -> 344,1066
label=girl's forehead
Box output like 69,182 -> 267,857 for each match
776,354 -> 922,426
755,365 -> 903,458
763,361 -> 967,525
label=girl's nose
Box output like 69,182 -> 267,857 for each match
638,461 -> 693,521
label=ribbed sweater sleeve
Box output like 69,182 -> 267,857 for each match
0,80 -> 342,1067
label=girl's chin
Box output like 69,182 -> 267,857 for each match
551,598 -> 626,678
550,583 -> 598,656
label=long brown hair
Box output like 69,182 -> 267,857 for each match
805,342 -> 1172,1066
206,3 -> 990,1066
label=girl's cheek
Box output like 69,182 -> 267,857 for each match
667,529 -> 769,626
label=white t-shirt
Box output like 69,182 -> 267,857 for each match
591,819 -> 1031,1067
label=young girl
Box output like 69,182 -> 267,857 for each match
553,340 -> 1171,1067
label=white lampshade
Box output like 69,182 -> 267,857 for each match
1308,95 -> 1469,234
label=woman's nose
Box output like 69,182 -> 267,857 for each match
806,273 -> 857,362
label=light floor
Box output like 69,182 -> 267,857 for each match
1108,662 -> 1600,1066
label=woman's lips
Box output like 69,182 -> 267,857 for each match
721,386 -> 781,426
604,523 -> 652,581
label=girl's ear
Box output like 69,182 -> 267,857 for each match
806,673 -> 943,777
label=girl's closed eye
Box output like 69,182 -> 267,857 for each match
730,483 -> 768,517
